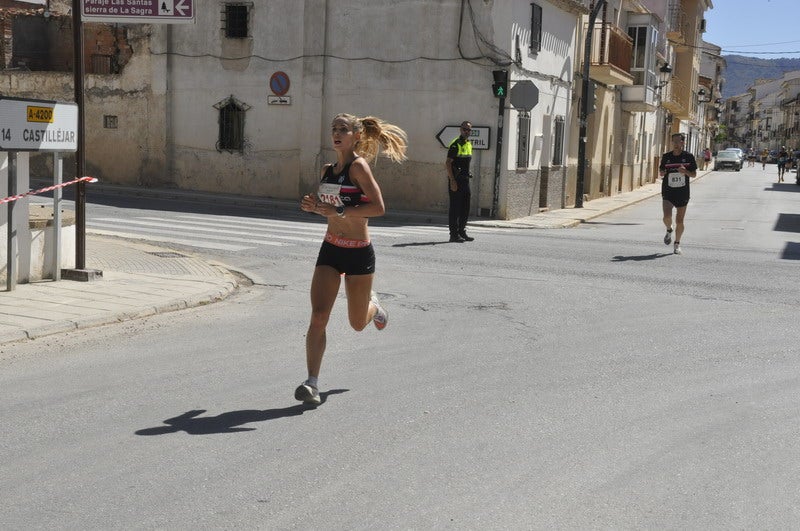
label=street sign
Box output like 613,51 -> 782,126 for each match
509,80 -> 539,111
268,96 -> 291,105
270,72 -> 290,97
81,0 -> 195,24
436,125 -> 491,150
0,97 -> 78,152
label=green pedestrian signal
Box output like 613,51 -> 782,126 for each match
492,69 -> 508,98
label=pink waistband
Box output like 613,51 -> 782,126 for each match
325,232 -> 371,248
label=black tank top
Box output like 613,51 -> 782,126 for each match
317,159 -> 369,207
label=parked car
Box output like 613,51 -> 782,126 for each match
720,148 -> 745,164
714,151 -> 742,171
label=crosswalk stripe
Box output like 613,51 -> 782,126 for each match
172,213 -> 499,236
87,229 -> 255,251
137,216 -> 335,239
89,220 -> 292,246
131,214 -> 445,239
92,217 -> 320,243
88,213 -> 515,252
174,213 -> 439,233
171,214 -> 407,238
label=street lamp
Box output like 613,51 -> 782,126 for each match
698,88 -> 712,103
656,62 -> 672,89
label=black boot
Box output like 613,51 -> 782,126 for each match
449,233 -> 465,243
459,231 -> 474,242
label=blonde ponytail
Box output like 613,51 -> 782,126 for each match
332,113 -> 408,164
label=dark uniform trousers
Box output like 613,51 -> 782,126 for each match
448,174 -> 471,236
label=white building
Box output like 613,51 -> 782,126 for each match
1,0 -> 591,220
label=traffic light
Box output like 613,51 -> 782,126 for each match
492,70 -> 508,98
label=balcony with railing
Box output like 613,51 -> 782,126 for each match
666,1 -> 691,49
586,21 -> 634,86
667,2 -> 684,40
662,76 -> 690,118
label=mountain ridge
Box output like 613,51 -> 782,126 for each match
722,55 -> 800,98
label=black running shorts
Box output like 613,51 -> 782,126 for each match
662,187 -> 689,208
315,241 -> 376,276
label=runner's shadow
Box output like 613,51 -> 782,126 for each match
135,389 -> 348,436
583,221 -> 642,226
611,253 -> 672,262
392,241 -> 452,247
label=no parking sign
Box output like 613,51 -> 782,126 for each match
270,72 -> 290,96
268,72 -> 291,105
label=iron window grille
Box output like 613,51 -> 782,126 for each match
530,3 -> 542,52
552,116 -> 565,166
214,96 -> 250,152
223,3 -> 251,39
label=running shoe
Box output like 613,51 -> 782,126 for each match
673,243 -> 682,255
370,290 -> 388,330
294,382 -> 321,405
663,229 -> 673,245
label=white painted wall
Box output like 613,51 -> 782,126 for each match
159,0 -> 582,218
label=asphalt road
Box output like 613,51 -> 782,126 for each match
2,164 -> 799,529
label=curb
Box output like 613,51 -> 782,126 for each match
2,271 -> 240,346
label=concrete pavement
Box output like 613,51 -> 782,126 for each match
1,170 -> 709,345
0,236 -> 239,346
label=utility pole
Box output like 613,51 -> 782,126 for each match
575,0 -> 606,208
71,0 -> 86,269
64,0 -> 101,281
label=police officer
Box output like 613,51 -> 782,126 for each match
445,121 -> 474,242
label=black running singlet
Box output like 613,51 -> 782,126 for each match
317,160 -> 370,208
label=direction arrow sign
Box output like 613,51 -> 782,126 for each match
81,0 -> 195,24
0,97 -> 78,152
435,125 -> 491,150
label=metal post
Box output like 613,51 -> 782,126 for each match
575,0 -> 606,208
72,0 -> 86,270
473,149 -> 482,217
52,152 -> 62,281
6,152 -> 17,291
491,94 -> 505,218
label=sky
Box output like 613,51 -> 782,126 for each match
703,0 -> 800,59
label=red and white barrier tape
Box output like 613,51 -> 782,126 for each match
0,176 -> 98,205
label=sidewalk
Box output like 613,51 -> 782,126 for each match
473,169 -> 710,229
1,171 -> 709,346
0,236 -> 239,346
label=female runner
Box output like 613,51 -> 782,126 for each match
296,113 -> 407,405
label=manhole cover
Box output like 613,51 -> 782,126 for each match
147,251 -> 188,258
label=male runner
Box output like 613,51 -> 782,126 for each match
659,133 -> 697,255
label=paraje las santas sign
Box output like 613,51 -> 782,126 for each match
81,0 -> 195,24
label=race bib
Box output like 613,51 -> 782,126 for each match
667,172 -> 685,188
317,183 -> 344,206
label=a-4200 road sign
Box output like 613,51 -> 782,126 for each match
0,97 -> 78,152
81,0 -> 195,24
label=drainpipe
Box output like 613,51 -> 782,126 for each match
575,0 -> 606,208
